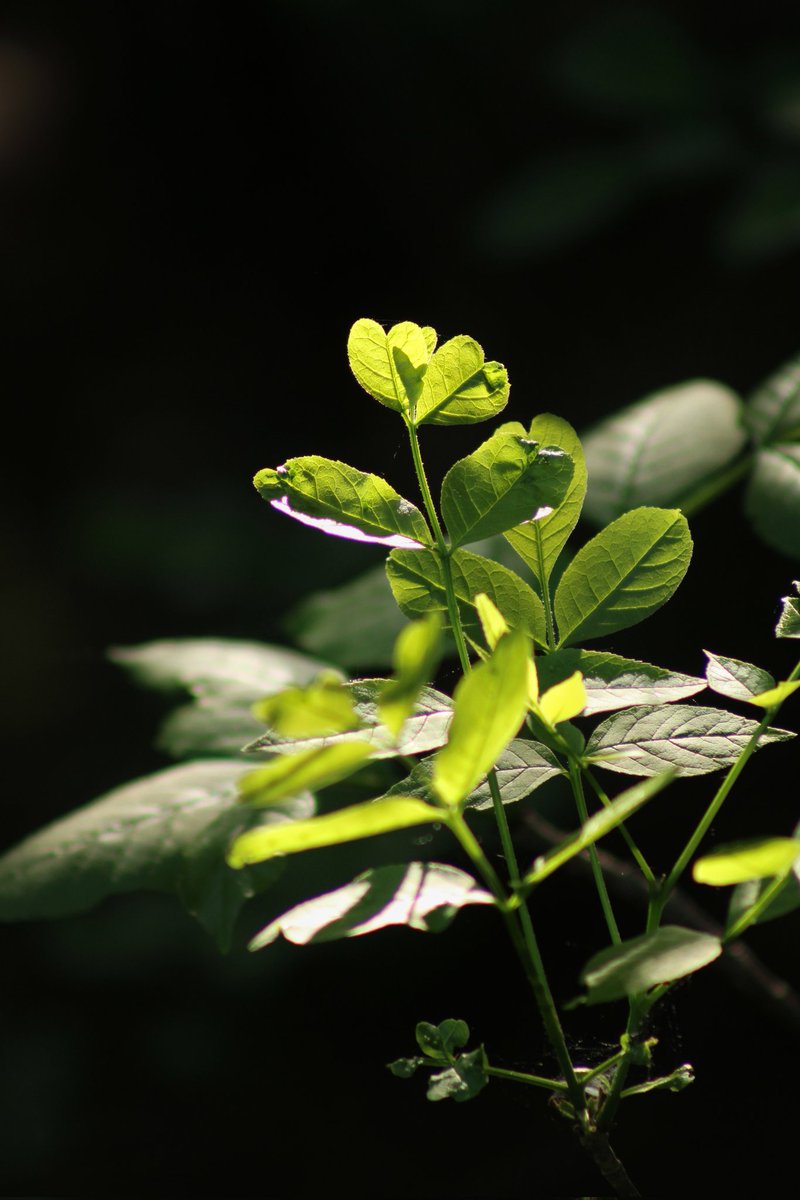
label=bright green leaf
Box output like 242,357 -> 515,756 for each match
474,592 -> 510,650
535,649 -> 705,716
252,674 -> 362,737
379,614 -> 443,737
776,582 -> 800,639
586,705 -> 794,777
744,353 -> 800,445
693,838 -> 800,886
227,796 -> 441,868
745,446 -> 800,559
388,1057 -> 425,1078
503,413 -> 587,598
414,335 -> 509,426
704,651 -> 775,703
387,547 -> 546,648
239,743 -> 373,807
249,862 -> 493,949
749,679 -> 800,708
253,456 -> 433,549
347,319 -> 430,415
441,429 -> 574,549
432,632 -> 531,807
581,381 -> 747,526
524,772 -> 674,886
554,508 -> 692,646
538,671 -> 587,725
579,926 -> 722,1005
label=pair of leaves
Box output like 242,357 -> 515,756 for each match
348,319 -> 509,426
390,1020 -> 488,1103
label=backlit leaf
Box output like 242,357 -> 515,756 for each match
554,508 -> 692,646
347,319 -> 431,414
379,614 -> 443,737
579,926 -> 722,1004
238,743 -> 373,807
535,649 -> 705,715
693,838 -> 800,886
415,335 -> 509,426
252,674 -> 362,737
538,671 -> 587,725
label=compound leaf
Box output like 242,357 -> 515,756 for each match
415,335 -> 509,426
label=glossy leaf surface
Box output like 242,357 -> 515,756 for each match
427,1048 -> 488,1102
579,926 -> 722,1004
555,508 -> 692,646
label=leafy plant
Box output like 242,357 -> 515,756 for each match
1,322 -> 798,1198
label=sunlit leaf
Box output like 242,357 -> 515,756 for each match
414,335 -> 509,426
748,680 -> 800,708
535,649 -> 705,715
238,742 -> 373,807
579,926 -> 722,1005
379,614 -> 443,737
347,319 -> 431,414
554,508 -> 692,646
474,592 -> 510,650
693,838 -> 800,886
586,705 -> 794,777
538,671 -> 587,725
227,796 -> 441,868
252,674 -> 362,737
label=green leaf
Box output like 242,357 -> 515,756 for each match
503,413 -> 587,597
414,335 -> 509,426
427,1047 -> 488,1102
538,671 -> 587,725
156,703 -> 264,759
745,445 -> 800,559
416,1019 -> 471,1060
704,651 -> 775,703
579,926 -> 722,1005
227,796 -> 442,868
727,871 -> 800,929
379,614 -> 443,737
238,743 -> 374,807
387,547 -> 546,647
253,456 -> 433,549
432,632 -> 531,807
581,381 -> 747,526
535,649 -> 705,716
347,319 -> 431,415
693,838 -> 800,886
554,507 -> 692,647
249,863 -> 493,949
245,681 -> 454,760
585,705 -> 795,777
776,582 -> 800,639
252,674 -> 362,737
382,737 -> 562,812
388,1057 -> 425,1079
524,772 -> 674,886
285,564 -> 408,671
0,761 -> 312,949
440,428 -> 574,549
749,680 -> 800,708
744,353 -> 800,445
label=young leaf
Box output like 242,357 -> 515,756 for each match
440,429 -> 574,549
554,507 -> 692,647
245,681 -> 453,760
387,547 -> 546,647
414,335 -> 509,426
578,926 -> 722,1005
524,772 -> 674,886
0,761 -> 311,950
693,838 -> 800,886
432,631 -> 531,807
227,796 -> 442,868
585,705 -> 795,777
776,582 -> 800,639
745,446 -> 800,559
252,674 -> 362,737
535,649 -> 705,715
426,1048 -> 488,1102
743,352 -> 800,445
238,743 -> 373,807
379,614 -> 443,737
416,1019 -> 471,1060
474,592 -> 510,650
347,319 -> 431,415
249,863 -> 493,949
704,651 -> 775,703
580,381 -> 747,526
254,456 -> 433,549
504,413 -> 587,597
538,671 -> 587,725
748,680 -> 800,708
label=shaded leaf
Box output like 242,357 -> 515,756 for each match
387,547 -> 546,647
415,336 -> 509,426
284,564 -> 408,671
249,863 -> 493,949
581,381 -> 746,526
441,428 -> 573,549
416,1019 -> 471,1060
238,743 -> 374,807
388,1057 -> 425,1079
427,1047 -> 488,1102
535,649 -> 705,715
776,582 -> 800,639
745,445 -> 800,559
579,926 -> 722,1005
727,871 -> 800,930
254,456 -> 432,548
586,705 -> 794,777
347,319 -> 431,415
744,353 -> 800,445
227,796 -> 441,868
554,508 -> 692,646
693,837 -> 800,886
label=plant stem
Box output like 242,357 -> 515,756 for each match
724,871 -> 791,942
532,524 -> 556,649
676,453 -> 753,518
583,767 -> 656,886
568,759 -> 621,944
485,1064 -> 568,1092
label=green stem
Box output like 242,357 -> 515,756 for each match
676,453 -> 754,518
583,767 -> 656,886
532,525 -> 556,649
595,997 -> 649,1134
568,760 -> 621,944
724,871 -> 791,942
485,1064 -> 568,1092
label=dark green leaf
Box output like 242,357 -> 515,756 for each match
727,872 -> 800,929
427,1047 -> 488,1102
416,1019 -> 471,1060
253,456 -> 433,548
388,1057 -> 425,1079
554,508 -> 692,646
579,926 -> 722,1005
745,445 -> 800,559
536,649 -> 705,715
744,353 -> 800,445
249,863 -> 492,949
586,705 -> 794,777
415,336 -> 509,426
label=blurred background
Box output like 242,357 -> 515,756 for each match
2,1 -> 800,1195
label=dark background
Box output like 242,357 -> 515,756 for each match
2,2 -> 800,1196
